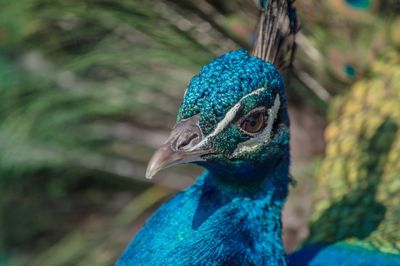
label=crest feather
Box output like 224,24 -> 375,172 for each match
252,0 -> 298,71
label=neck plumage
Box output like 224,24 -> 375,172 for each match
196,154 -> 290,265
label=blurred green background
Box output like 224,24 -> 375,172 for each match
0,0 -> 399,265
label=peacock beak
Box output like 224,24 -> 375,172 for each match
145,114 -> 212,179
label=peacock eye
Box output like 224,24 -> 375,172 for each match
239,110 -> 266,135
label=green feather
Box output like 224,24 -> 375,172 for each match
306,50 -> 400,255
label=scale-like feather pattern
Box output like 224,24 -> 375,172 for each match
306,50 -> 400,256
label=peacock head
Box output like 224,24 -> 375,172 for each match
146,49 -> 290,183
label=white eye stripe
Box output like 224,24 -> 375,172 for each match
189,87 -> 267,151
231,94 -> 281,157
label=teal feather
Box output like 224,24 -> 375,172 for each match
344,0 -> 374,10
343,64 -> 357,79
289,243 -> 400,265
260,0 -> 269,9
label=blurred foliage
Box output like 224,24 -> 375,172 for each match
0,0 -> 219,263
0,0 -> 399,265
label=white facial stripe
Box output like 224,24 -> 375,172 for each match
189,87 -> 267,151
231,94 -> 281,157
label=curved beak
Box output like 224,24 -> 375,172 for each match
145,114 -> 212,179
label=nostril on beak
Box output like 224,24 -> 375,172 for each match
176,133 -> 199,150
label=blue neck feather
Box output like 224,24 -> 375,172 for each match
118,152 -> 290,266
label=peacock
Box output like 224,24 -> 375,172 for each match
290,50 -> 400,265
288,2 -> 400,264
117,0 -> 400,265
118,0 -> 297,264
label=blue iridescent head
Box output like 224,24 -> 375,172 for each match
146,49 -> 290,183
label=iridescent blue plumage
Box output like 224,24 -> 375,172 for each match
178,49 -> 286,135
289,243 -> 400,266
118,49 -> 291,265
117,0 -> 297,264
344,0 -> 373,10
118,170 -> 289,265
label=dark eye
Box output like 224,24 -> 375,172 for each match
240,111 -> 266,134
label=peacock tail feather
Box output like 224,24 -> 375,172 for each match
293,0 -> 399,108
328,0 -> 379,20
306,50 -> 400,255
